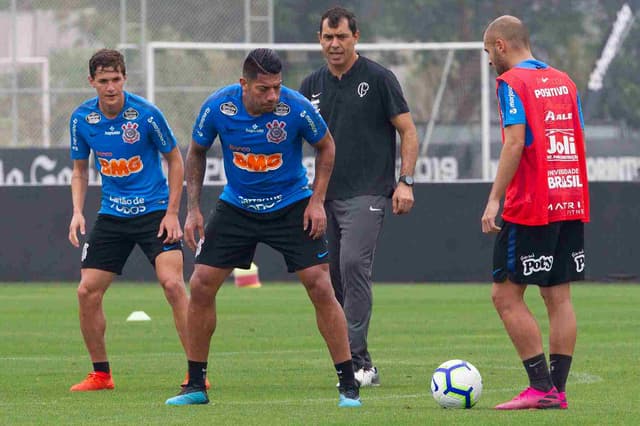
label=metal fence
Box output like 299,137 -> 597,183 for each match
1,0 -> 638,182
0,0 -> 271,148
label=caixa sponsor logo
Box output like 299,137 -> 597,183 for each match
522,255 -> 554,276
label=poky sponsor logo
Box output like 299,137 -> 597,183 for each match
522,255 -> 554,276
233,152 -> 283,172
98,155 -> 143,177
572,251 -> 585,273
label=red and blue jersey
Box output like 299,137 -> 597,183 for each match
496,61 -> 589,225
498,59 -> 585,146
193,84 -> 328,213
70,91 -> 177,217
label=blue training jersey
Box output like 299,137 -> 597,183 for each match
498,59 -> 585,147
193,84 -> 328,213
70,91 -> 177,217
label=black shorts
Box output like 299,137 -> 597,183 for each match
493,220 -> 585,286
82,210 -> 182,275
196,198 -> 328,273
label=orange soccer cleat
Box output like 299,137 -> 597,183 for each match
182,373 -> 211,390
70,371 -> 115,392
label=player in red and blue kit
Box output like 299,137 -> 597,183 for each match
165,49 -> 361,408
67,49 -> 194,392
481,16 -> 589,410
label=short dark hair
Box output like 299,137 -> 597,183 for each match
242,49 -> 282,80
320,7 -> 358,35
89,49 -> 126,78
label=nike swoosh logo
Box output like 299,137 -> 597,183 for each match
369,206 -> 382,212
162,243 -> 180,251
311,92 -> 321,98
528,359 -> 544,368
316,251 -> 329,259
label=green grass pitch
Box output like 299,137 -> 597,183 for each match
1,282 -> 639,425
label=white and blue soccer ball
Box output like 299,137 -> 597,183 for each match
431,359 -> 482,408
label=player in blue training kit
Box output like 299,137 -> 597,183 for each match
68,49 -> 192,392
165,49 -> 361,407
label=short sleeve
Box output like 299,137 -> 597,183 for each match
379,69 -> 410,119
70,114 -> 90,160
146,108 -> 177,153
498,81 -> 526,127
298,98 -> 328,145
192,101 -> 218,148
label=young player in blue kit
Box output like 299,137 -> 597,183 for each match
68,49 -> 193,391
165,49 -> 361,407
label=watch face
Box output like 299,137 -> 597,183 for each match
401,175 -> 414,185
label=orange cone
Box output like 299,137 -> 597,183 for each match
233,262 -> 262,288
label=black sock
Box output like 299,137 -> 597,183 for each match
523,353 -> 553,392
335,359 -> 356,388
187,360 -> 208,389
93,362 -> 110,374
550,354 -> 572,392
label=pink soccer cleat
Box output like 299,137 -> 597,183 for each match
495,386 -> 563,410
558,391 -> 568,409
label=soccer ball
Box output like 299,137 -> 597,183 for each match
431,359 -> 482,408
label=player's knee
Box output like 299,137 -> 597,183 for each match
491,290 -> 513,313
160,276 -> 187,303
305,277 -> 334,304
188,269 -> 221,302
77,281 -> 102,303
540,288 -> 571,309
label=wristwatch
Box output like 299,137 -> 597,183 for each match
398,175 -> 414,186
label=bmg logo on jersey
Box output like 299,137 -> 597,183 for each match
521,254 -> 554,276
572,250 -> 585,273
98,155 -> 144,177
233,152 -> 282,172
